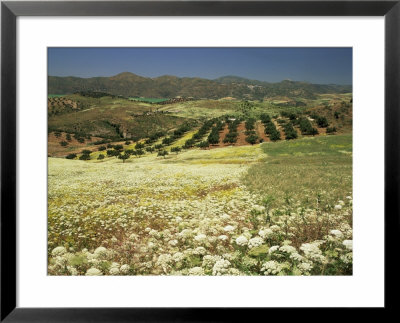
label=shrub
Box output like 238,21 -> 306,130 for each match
280,111 -> 297,120
81,149 -> 91,155
171,147 -> 181,154
183,139 -> 195,149
162,137 -> 173,145
269,130 -> 281,141
97,154 -> 105,160
208,122 -> 224,145
135,142 -> 144,149
157,150 -> 169,158
223,132 -> 238,144
135,149 -> 145,157
316,116 -> 329,128
245,134 -> 259,145
93,139 -> 110,145
79,154 -> 91,160
245,118 -> 256,131
298,117 -> 318,136
260,113 -> 271,124
198,141 -> 209,149
98,146 -> 106,151
326,127 -> 337,134
60,141 -> 68,147
113,144 -> 124,152
117,153 -> 130,163
125,141 -> 131,145
106,149 -> 119,157
66,133 -> 72,141
283,123 -> 298,140
65,153 -> 77,159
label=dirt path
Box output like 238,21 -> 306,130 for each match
255,121 -> 270,142
218,124 -> 230,145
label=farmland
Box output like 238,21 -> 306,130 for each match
48,103 -> 353,276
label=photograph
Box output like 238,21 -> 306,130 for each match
47,47 -> 353,276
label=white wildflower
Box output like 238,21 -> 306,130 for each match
223,225 -> 235,233
193,247 -> 207,256
279,245 -> 297,254
189,267 -> 205,276
290,252 -> 304,262
248,237 -> 264,249
194,234 -> 207,242
212,259 -> 231,276
298,262 -> 313,273
221,213 -> 230,220
67,266 -> 78,276
340,252 -> 353,264
300,242 -> 326,263
343,240 -> 353,250
218,235 -> 228,241
51,246 -> 67,257
227,268 -> 242,276
85,268 -> 102,276
330,229 -> 343,238
202,255 -> 222,269
268,245 -> 279,254
168,239 -> 178,246
120,264 -> 130,274
93,246 -> 108,259
258,228 -> 273,239
172,252 -> 184,263
261,261 -> 282,275
235,235 -> 248,246
109,267 -> 120,275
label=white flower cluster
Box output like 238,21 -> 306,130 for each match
261,261 -> 282,275
235,236 -> 248,247
342,240 -> 353,250
258,228 -> 273,239
202,255 -> 222,269
279,245 -> 297,254
248,237 -> 264,249
212,259 -> 231,276
300,242 -> 326,263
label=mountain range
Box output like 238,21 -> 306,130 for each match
48,72 -> 352,100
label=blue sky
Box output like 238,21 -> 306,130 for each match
48,47 -> 352,85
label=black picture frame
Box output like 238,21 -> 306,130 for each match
1,0 -> 399,321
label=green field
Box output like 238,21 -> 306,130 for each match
129,97 -> 169,103
48,134 -> 352,276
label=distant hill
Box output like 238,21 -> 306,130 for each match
48,72 -> 352,100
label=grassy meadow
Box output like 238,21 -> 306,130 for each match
48,133 -> 352,276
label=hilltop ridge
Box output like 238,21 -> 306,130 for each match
49,73 -> 352,100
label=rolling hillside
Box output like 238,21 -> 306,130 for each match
49,72 -> 352,100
